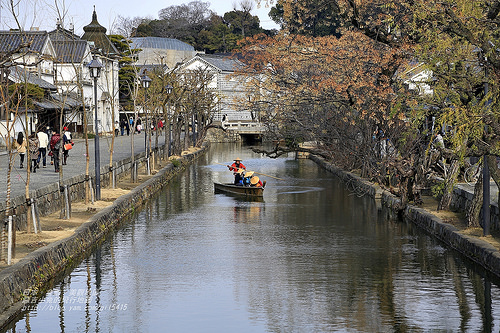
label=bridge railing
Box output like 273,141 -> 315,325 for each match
223,121 -> 266,134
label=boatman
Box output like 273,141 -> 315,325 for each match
235,168 -> 244,185
228,158 -> 246,184
228,157 -> 246,172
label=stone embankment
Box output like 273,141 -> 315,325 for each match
310,154 -> 500,278
0,144 -> 207,329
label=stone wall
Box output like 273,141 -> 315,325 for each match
0,146 -> 167,231
451,183 -> 500,231
0,144 -> 206,329
204,127 -> 242,143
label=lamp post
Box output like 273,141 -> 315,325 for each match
165,84 -> 173,157
141,74 -> 152,174
483,73 -> 490,236
88,57 -> 103,201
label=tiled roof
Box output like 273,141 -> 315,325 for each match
48,26 -> 80,41
9,66 -> 56,90
50,92 -> 82,108
197,53 -> 244,72
138,64 -> 169,76
0,31 -> 49,53
52,40 -> 88,63
35,92 -> 82,110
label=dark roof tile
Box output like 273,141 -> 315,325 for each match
0,31 -> 49,53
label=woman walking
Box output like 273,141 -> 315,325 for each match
15,132 -> 27,168
62,126 -> 72,165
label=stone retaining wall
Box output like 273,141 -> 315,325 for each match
0,146 -> 169,231
204,127 -> 242,143
309,154 -> 500,279
451,184 -> 500,231
0,144 -> 206,329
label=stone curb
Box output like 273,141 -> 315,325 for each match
0,144 -> 208,329
309,154 -> 500,278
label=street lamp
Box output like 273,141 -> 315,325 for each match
88,57 -> 103,201
141,74 -> 152,174
165,84 -> 173,157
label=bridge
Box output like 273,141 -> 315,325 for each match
223,121 -> 266,143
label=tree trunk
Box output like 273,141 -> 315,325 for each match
399,177 -> 409,209
131,114 -> 136,182
487,155 -> 500,210
467,168 -> 483,228
84,110 -> 90,205
110,115 -> 116,187
438,159 -> 460,211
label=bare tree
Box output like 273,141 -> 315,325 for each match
112,15 -> 152,37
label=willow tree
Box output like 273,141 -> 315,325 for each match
406,0 -> 500,223
253,0 -> 500,214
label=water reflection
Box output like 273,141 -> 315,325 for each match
3,143 -> 500,332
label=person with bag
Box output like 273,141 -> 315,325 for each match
62,126 -> 73,165
49,130 -> 61,172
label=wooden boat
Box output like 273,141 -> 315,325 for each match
214,182 -> 265,198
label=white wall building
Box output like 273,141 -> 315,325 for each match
177,53 -> 253,122
81,9 -> 120,134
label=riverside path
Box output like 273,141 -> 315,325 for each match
0,132 -> 166,203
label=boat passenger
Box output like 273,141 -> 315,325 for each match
250,176 -> 263,187
242,171 -> 254,186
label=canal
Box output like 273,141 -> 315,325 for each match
3,143 -> 500,332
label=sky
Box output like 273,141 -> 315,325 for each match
4,0 -> 278,34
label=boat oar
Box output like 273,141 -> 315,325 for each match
214,162 -> 284,180
252,171 -> 283,181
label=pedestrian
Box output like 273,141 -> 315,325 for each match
46,126 -> 53,165
137,122 -> 142,134
28,133 -> 39,173
120,119 -> 126,136
49,130 -> 61,172
37,127 -> 49,168
14,132 -> 27,168
158,119 -> 164,135
62,126 -> 73,165
126,120 -> 130,136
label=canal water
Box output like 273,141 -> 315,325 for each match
3,143 -> 500,332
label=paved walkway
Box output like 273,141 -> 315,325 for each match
0,132 -> 167,202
